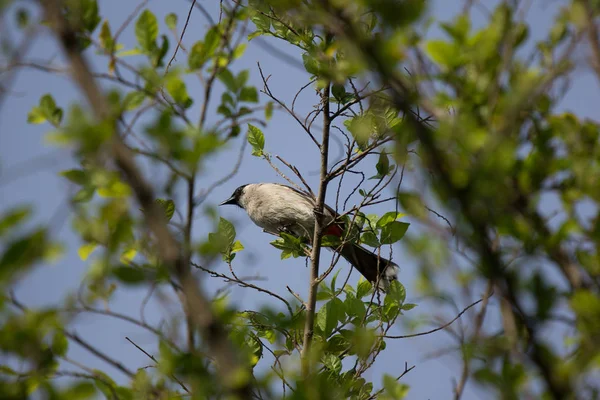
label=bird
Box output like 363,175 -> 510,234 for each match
219,183 -> 399,290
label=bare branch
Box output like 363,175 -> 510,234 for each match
384,296 -> 490,339
301,78 -> 331,376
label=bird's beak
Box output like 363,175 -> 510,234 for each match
219,196 -> 237,206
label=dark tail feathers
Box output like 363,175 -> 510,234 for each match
338,243 -> 399,290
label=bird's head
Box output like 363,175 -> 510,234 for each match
219,184 -> 249,208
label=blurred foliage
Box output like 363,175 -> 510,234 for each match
1,0 -> 599,399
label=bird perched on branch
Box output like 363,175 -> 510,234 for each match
220,183 -> 399,290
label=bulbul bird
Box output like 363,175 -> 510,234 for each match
220,183 -> 399,290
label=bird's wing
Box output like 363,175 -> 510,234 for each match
274,183 -> 344,236
275,183 -> 339,217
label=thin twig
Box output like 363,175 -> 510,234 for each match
125,337 -> 190,393
165,0 -> 197,74
384,296 -> 489,339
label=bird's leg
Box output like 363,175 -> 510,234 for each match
277,224 -> 294,235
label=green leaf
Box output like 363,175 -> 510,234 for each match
351,327 -> 376,359
79,0 -> 101,33
240,86 -> 258,103
218,217 -> 236,245
402,303 -> 417,311
78,243 -> 97,261
166,76 -> 192,108
247,124 -> 265,156
123,91 -> 145,111
112,266 -> 147,285
440,15 -> 470,43
60,169 -> 87,185
265,102 -> 274,121
188,27 -> 220,70
203,26 -> 220,59
377,212 -> 406,228
236,70 -> 250,89
347,114 -> 373,148
332,83 -> 346,101
361,231 -> 380,247
153,35 -> 170,67
135,10 -> 158,52
322,354 -> 342,374
155,199 -> 175,221
27,107 -> 46,124
380,221 -> 409,244
386,280 -> 406,305
28,94 -> 62,126
165,13 -> 177,30
425,40 -> 460,68
97,180 -> 130,198
233,43 -> 247,59
317,285 -> 333,301
345,292 -> 366,320
217,104 -> 233,117
357,279 -> 373,298
73,187 -> 95,203
376,150 -> 391,177
398,192 -> 426,218
270,232 -> 306,259
0,207 -> 31,237
251,13 -> 270,31
51,332 -> 69,357
218,69 -> 237,92
188,41 -> 206,70
91,370 -> 119,399
322,234 -> 342,247
316,298 -> 345,337
383,374 -> 410,399
99,20 -> 114,51
302,52 -> 320,75
0,230 -> 48,281
231,240 -> 244,253
64,382 -> 97,398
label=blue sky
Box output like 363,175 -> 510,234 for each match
2,0 -> 598,398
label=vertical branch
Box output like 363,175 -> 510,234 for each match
301,81 -> 331,376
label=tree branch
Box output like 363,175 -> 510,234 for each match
301,79 -> 331,376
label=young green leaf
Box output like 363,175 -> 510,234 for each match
380,221 -> 409,244
332,83 -> 346,101
376,212 -> 406,228
376,150 -> 391,177
0,207 -> 31,237
112,266 -> 147,285
166,76 -> 193,108
60,169 -> 87,185
247,124 -> 265,156
240,86 -> 259,103
265,101 -> 274,121
99,20 -> 114,52
135,10 -> 158,52
155,199 -> 175,221
165,13 -> 177,30
218,69 -> 237,92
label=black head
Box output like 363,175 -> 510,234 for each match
219,185 -> 248,208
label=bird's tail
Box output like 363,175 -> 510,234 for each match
337,243 -> 399,291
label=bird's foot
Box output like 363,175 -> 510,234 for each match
277,225 -> 294,235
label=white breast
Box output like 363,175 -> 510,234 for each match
241,184 -> 332,238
